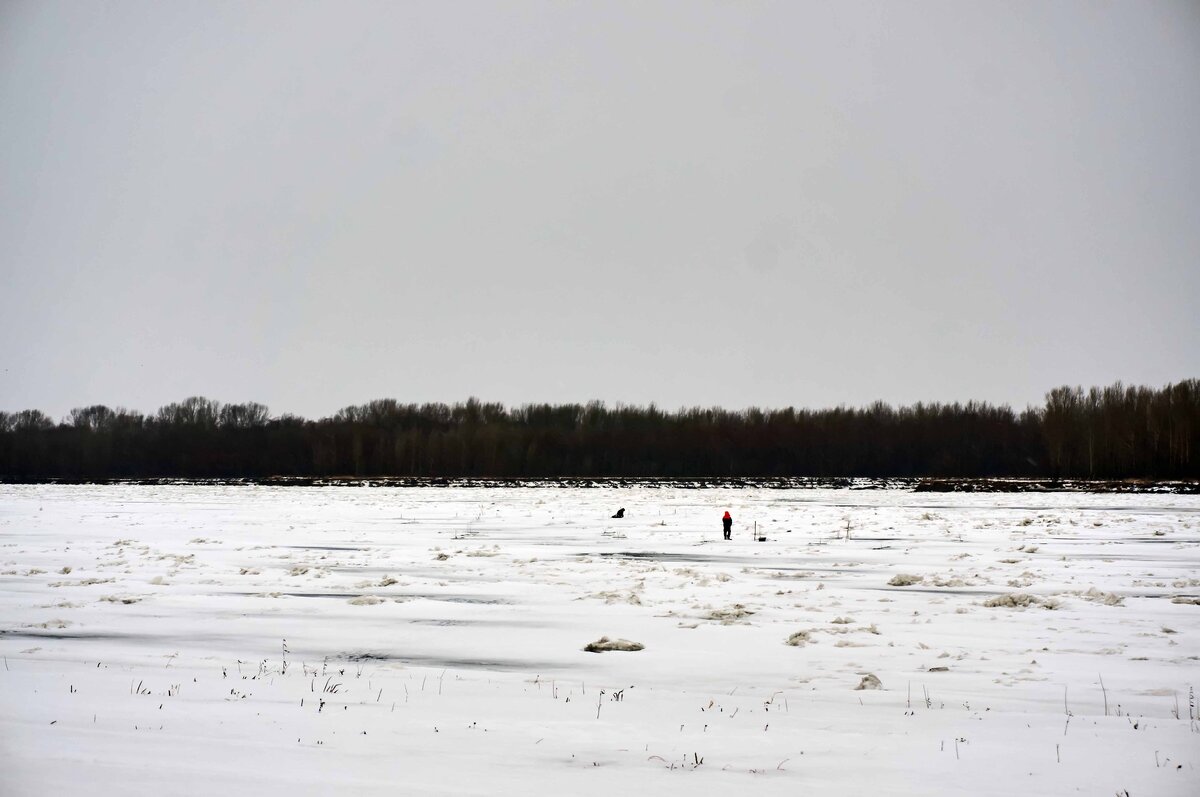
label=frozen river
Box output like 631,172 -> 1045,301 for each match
1,485 -> 1197,795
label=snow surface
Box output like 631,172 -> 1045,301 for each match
1,484 -> 1197,795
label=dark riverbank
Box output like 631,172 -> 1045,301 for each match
2,476 -> 1197,493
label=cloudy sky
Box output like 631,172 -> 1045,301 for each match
2,0 -> 1197,420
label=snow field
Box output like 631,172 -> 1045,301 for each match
1,485 -> 1197,795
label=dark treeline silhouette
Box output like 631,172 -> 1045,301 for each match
0,381 -> 1196,480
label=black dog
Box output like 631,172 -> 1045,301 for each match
611,508 -> 625,518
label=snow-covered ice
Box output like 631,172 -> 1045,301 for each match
1,485 -> 1197,795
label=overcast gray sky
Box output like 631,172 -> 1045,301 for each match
2,0 -> 1197,420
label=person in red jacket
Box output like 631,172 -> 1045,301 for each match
722,511 -> 733,540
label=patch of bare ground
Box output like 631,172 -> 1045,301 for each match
982,593 -> 1062,610
583,636 -> 644,653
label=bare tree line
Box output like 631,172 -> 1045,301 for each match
0,381 -> 1196,480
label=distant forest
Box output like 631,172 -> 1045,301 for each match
0,380 -> 1196,480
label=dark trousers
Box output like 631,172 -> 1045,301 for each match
722,522 -> 732,540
